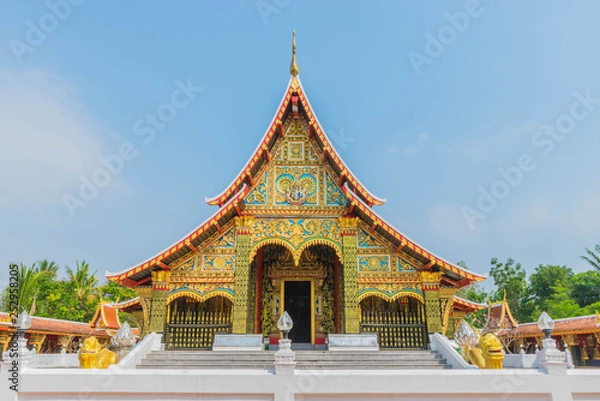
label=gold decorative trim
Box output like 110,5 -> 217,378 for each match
167,290 -> 234,305
357,290 -> 424,304
250,237 -> 343,266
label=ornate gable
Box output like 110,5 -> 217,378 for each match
242,118 -> 348,214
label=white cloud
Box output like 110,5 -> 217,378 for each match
0,70 -> 114,213
447,120 -> 540,163
496,189 -> 600,242
388,132 -> 430,155
428,202 -> 489,246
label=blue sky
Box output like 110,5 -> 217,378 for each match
1,0 -> 599,288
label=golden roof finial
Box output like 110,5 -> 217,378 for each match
290,30 -> 299,77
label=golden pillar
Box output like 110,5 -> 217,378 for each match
148,270 -> 170,333
421,271 -> 443,334
439,287 -> 456,336
339,217 -> 360,334
136,287 -> 152,337
232,217 -> 254,334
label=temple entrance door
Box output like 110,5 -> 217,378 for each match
284,281 -> 312,343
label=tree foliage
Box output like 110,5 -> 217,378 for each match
458,251 -> 600,326
1,260 -> 137,326
488,257 -> 532,322
529,265 -> 573,311
581,244 -> 600,271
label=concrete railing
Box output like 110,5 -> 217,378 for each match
109,332 -> 162,370
30,353 -> 79,368
503,353 -> 538,369
429,333 -> 476,369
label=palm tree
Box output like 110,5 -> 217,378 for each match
581,244 -> 600,272
66,260 -> 98,301
15,263 -> 41,313
36,260 -> 59,276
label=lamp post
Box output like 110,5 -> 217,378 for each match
534,311 -> 567,373
274,311 -> 295,375
537,311 -> 555,340
2,307 -> 34,367
277,311 -> 293,340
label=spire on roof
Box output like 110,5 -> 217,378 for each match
290,30 -> 299,77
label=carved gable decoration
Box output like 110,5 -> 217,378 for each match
358,255 -> 390,272
206,226 -> 236,249
242,116 -> 351,211
325,172 -> 347,206
357,227 -> 386,249
171,255 -> 198,275
244,171 -> 268,206
202,255 -> 235,271
274,166 -> 318,206
397,257 -> 418,272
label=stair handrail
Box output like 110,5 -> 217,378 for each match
429,333 -> 478,369
109,332 -> 163,371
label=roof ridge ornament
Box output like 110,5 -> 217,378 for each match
290,30 -> 299,77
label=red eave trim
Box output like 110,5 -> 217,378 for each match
453,296 -> 487,312
107,185 -> 249,285
343,185 -> 486,283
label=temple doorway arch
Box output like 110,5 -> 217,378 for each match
250,243 -> 341,346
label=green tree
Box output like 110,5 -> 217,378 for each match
30,260 -> 61,316
36,260 -> 60,275
581,244 -> 600,271
544,285 -> 585,319
66,260 -> 98,303
455,282 -> 488,327
583,301 -> 600,315
489,257 -> 532,322
529,265 -> 573,310
100,280 -> 137,303
571,270 -> 600,307
1,263 -> 43,314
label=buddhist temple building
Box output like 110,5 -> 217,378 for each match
0,301 -> 139,355
106,33 -> 487,350
483,299 -> 600,367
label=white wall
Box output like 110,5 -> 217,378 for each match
15,363 -> 600,401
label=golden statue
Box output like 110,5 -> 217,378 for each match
79,336 -> 118,369
455,322 -> 504,369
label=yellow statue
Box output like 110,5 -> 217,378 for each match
79,336 -> 118,369
456,322 -> 504,369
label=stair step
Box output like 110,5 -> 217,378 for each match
136,350 -> 452,371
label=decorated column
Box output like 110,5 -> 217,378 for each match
439,287 -> 456,336
148,270 -> 170,334
136,287 -> 152,337
421,271 -> 443,334
233,216 -> 254,334
339,217 -> 360,334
